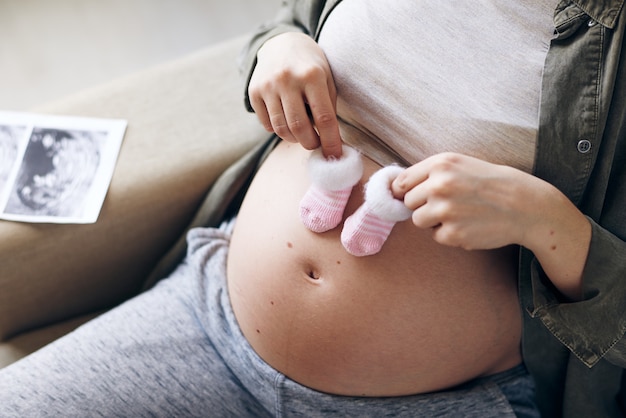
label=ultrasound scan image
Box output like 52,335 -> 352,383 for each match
5,127 -> 103,217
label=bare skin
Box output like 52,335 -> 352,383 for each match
227,141 -> 523,396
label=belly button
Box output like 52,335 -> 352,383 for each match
303,262 -> 322,284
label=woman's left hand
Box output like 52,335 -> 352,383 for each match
391,152 -> 591,300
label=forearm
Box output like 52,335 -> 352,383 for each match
520,178 -> 592,301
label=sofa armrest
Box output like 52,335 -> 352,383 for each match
0,35 -> 268,340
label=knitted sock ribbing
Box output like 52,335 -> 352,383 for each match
341,165 -> 412,256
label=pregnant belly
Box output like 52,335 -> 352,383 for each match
226,141 -> 522,397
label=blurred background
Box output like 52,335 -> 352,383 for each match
0,0 -> 282,111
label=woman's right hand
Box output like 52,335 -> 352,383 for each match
248,32 -> 343,159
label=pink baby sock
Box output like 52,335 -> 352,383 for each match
341,165 -> 412,256
300,145 -> 363,233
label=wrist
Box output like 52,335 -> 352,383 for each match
522,182 -> 591,300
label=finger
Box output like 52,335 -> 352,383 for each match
402,184 -> 429,211
248,95 -> 274,133
266,97 -> 296,143
304,84 -> 342,159
282,95 -> 321,150
391,162 -> 431,200
411,201 -> 443,230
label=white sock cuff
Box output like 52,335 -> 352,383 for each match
307,145 -> 363,191
364,165 -> 413,222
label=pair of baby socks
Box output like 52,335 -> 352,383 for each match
299,145 -> 412,256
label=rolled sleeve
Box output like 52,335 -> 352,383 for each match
528,219 -> 626,367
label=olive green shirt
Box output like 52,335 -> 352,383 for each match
240,1 -> 626,416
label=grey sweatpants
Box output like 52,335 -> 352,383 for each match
0,225 -> 539,417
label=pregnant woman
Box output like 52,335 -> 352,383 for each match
1,1 -> 625,417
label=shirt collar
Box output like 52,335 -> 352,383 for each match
567,0 -> 624,28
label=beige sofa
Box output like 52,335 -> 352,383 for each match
0,35 -> 269,368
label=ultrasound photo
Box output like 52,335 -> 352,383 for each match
0,112 -> 126,223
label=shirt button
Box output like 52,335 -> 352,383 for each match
577,139 -> 592,154
588,19 -> 597,27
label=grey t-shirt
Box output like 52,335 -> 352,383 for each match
318,0 -> 557,172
